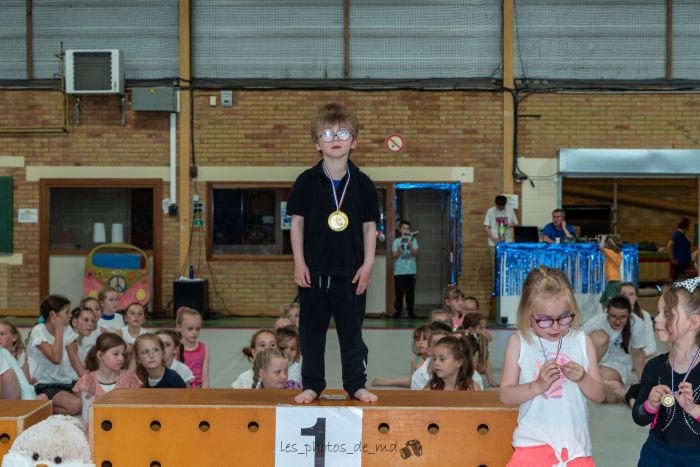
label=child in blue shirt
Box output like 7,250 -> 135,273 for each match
392,220 -> 418,318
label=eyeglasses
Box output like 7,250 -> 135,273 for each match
608,313 -> 628,323
138,348 -> 162,357
319,128 -> 353,143
532,314 -> 575,329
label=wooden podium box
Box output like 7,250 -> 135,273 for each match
92,389 -> 518,466
0,400 -> 52,459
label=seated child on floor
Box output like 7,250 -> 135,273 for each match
118,302 -> 147,348
156,329 -> 195,387
97,287 -> 124,333
252,348 -> 302,390
134,334 -> 186,388
280,302 -> 300,328
232,329 -> 277,389
73,333 -> 141,423
428,309 -> 452,327
276,326 -> 302,384
463,313 -> 498,388
176,307 -> 210,388
372,324 -> 430,388
411,321 -> 485,390
410,322 -> 451,390
443,285 -> 466,331
0,320 -> 37,399
28,295 -> 82,415
67,307 -> 96,376
428,335 -> 481,391
274,317 -> 294,331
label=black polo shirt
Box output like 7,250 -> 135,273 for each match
287,160 -> 379,277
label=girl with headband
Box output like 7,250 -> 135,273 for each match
633,277 -> 700,466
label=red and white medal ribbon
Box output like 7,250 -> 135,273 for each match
322,163 -> 350,212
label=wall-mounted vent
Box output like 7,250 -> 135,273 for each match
65,50 -> 123,95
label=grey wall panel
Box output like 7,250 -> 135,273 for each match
0,1 -> 27,79
515,1 -> 666,80
33,0 -> 179,80
194,0 -> 344,79
672,0 -> 700,80
349,0 -> 501,79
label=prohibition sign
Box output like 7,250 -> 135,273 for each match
384,133 -> 405,153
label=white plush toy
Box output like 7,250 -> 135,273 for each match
2,415 -> 94,467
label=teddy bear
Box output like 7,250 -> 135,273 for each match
2,415 -> 94,467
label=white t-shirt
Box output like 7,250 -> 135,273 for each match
288,360 -> 302,384
409,357 -> 483,390
82,328 -> 101,349
76,338 -> 93,366
639,309 -> 657,357
0,348 -> 36,400
81,382 -> 115,422
0,350 -> 10,376
98,314 -> 124,332
120,326 -> 147,345
582,312 -> 645,385
169,359 -> 195,385
232,369 -> 254,389
27,324 -> 79,385
513,330 -> 591,464
483,205 -> 518,246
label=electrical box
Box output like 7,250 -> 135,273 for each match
132,87 -> 179,112
221,90 -> 233,107
65,49 -> 123,95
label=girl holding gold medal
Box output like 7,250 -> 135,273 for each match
633,277 -> 700,466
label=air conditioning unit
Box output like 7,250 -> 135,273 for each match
65,49 -> 124,95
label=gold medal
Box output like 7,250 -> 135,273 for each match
328,210 -> 349,232
661,394 -> 675,408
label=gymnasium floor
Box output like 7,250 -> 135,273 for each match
15,316 -> 650,465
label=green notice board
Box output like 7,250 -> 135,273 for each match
0,177 -> 12,253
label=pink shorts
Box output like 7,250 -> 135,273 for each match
506,445 -> 595,467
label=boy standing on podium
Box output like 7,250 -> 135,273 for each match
287,103 -> 379,403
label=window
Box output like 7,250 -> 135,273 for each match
211,187 -> 292,255
210,185 -> 387,256
49,187 -> 154,251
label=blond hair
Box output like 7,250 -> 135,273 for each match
0,321 -> 26,358
310,103 -> 359,142
517,266 -> 580,343
98,286 -> 118,303
442,285 -> 463,312
660,284 -> 700,345
279,302 -> 299,318
175,306 -> 201,326
251,347 -> 288,389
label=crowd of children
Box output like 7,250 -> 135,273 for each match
0,288 -> 208,423
1,271 -> 699,464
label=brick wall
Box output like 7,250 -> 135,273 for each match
188,90 -> 504,315
0,91 -> 171,310
518,93 -> 700,156
2,89 -> 699,317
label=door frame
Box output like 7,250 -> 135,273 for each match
39,178 -> 163,312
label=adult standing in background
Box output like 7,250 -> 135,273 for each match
541,208 -> 576,243
483,195 -> 519,256
667,217 -> 692,280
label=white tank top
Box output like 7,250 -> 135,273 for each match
513,329 -> 591,465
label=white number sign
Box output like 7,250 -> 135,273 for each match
275,406 -> 363,467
